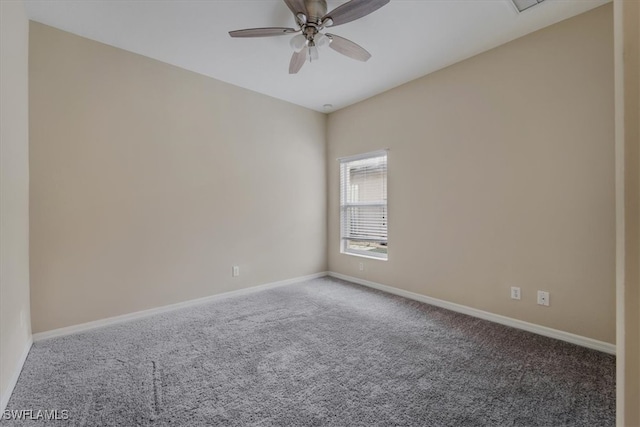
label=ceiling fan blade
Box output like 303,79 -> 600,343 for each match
283,0 -> 308,17
289,47 -> 308,74
322,0 -> 390,27
326,34 -> 371,62
229,27 -> 298,38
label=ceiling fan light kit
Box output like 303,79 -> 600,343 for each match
229,0 -> 390,74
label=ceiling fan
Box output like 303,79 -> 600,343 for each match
229,0 -> 390,74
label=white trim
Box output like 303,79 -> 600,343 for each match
337,149 -> 388,163
341,250 -> 388,261
1,336 -> 33,413
31,269 -> 615,354
33,272 -> 328,342
613,0 -> 626,422
328,272 -> 616,355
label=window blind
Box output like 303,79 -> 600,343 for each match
339,151 -> 388,259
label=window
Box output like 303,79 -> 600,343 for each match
339,150 -> 388,260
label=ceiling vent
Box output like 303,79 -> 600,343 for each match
511,0 -> 546,13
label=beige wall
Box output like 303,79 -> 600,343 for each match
0,0 -> 31,407
615,0 -> 640,424
9,2 -> 633,416
29,23 -> 327,333
328,5 -> 615,343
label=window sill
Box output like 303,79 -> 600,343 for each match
341,251 -> 388,261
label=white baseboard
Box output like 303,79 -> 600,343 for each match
32,270 -> 616,355
33,272 -> 328,342
1,336 -> 33,413
328,272 -> 616,355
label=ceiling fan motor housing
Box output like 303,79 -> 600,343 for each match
305,0 -> 328,22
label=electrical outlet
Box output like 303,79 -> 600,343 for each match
537,290 -> 550,306
358,262 -> 364,271
232,266 -> 240,277
510,287 -> 521,300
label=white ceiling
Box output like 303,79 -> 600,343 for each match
23,0 -> 609,112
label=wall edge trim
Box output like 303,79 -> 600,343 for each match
328,271 -> 616,355
33,272 -> 328,342
1,336 -> 33,412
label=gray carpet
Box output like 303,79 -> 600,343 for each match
3,277 -> 615,426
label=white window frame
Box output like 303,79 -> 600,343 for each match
339,150 -> 388,261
